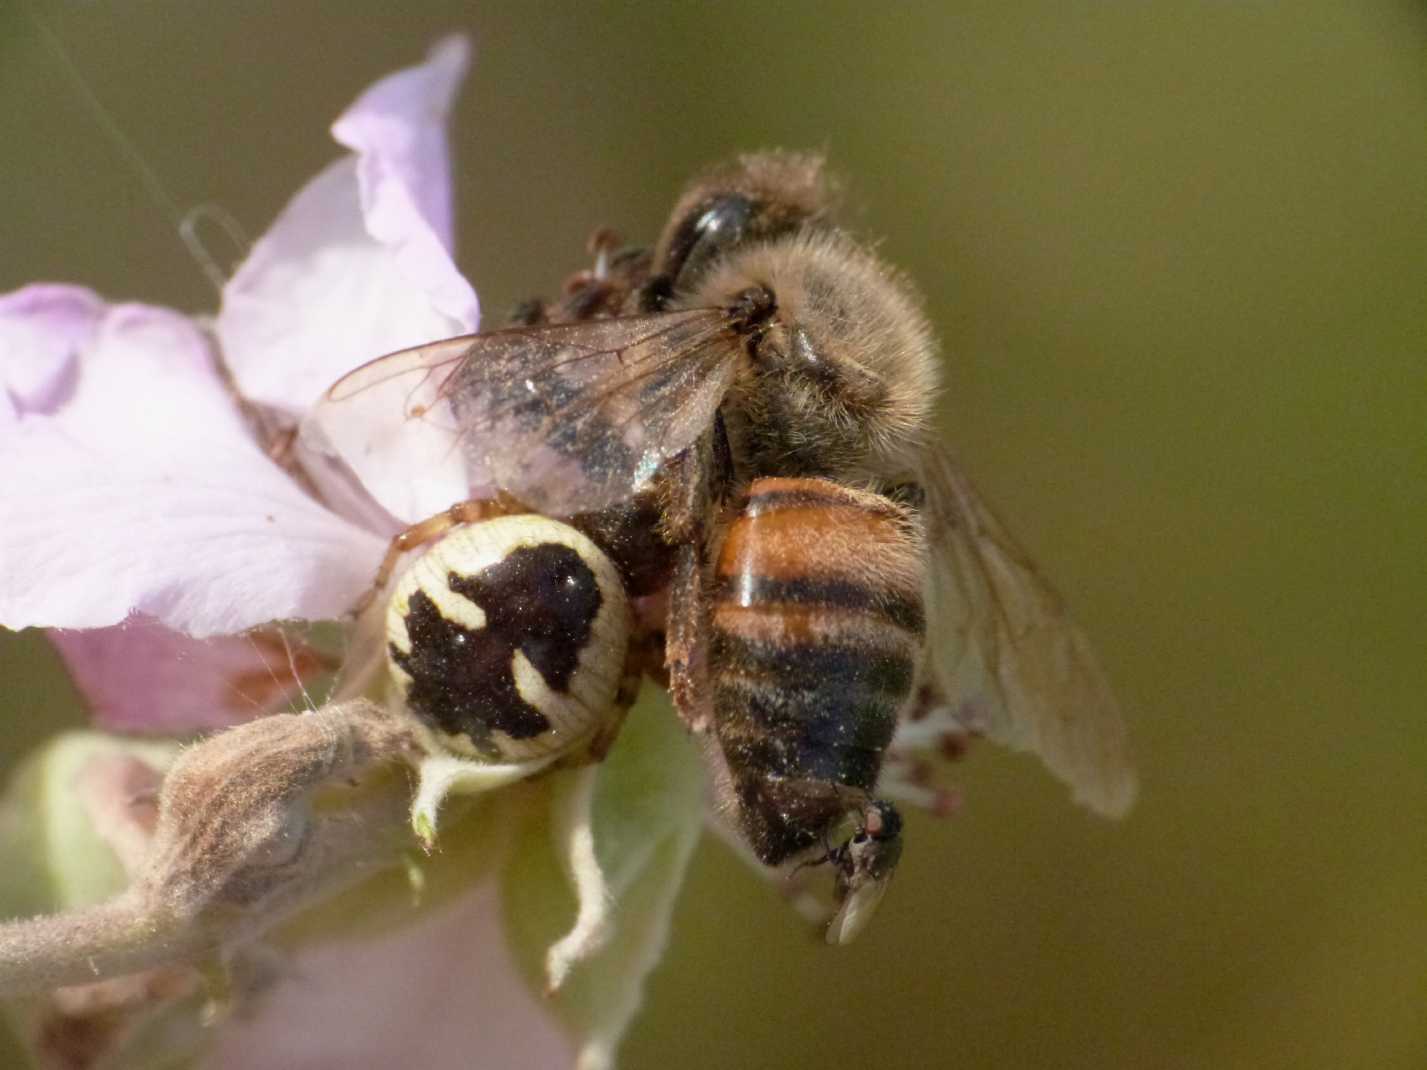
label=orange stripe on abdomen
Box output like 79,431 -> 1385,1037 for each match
708,478 -> 926,864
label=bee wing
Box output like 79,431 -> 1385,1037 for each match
300,335 -> 494,525
445,309 -> 739,514
301,309 -> 739,520
922,446 -> 1137,818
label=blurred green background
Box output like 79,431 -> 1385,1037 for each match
3,2 -> 1425,1067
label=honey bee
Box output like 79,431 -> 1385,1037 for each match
303,152 -> 1135,942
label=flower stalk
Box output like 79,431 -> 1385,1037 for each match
0,701 -> 420,1000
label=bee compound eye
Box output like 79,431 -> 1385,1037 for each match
385,514 -> 630,764
663,193 -> 755,286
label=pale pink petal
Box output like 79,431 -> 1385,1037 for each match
217,38 -> 479,415
50,616 -> 336,734
0,303 -> 385,637
0,284 -> 104,417
332,34 -> 475,316
294,441 -> 410,537
207,884 -> 573,1070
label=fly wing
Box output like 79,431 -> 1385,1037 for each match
921,446 -> 1137,818
299,335 -> 491,525
300,309 -> 739,521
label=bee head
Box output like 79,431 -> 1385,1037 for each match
643,151 -> 836,310
689,230 -> 941,483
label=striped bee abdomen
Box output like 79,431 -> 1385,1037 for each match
711,477 -> 926,865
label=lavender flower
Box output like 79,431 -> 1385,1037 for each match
0,37 -> 708,1070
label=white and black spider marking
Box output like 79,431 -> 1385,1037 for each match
386,515 -> 630,762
